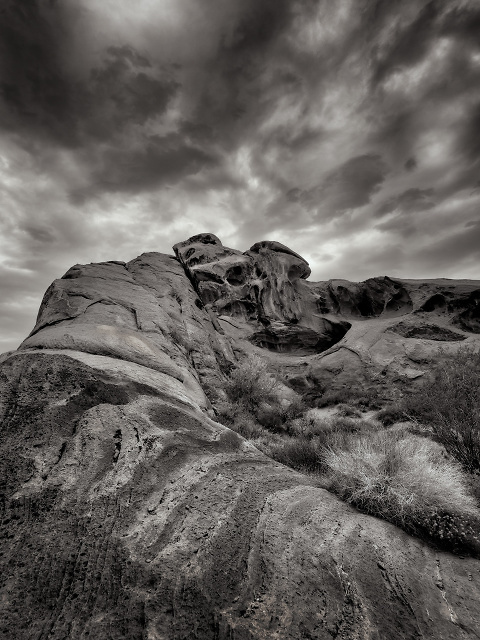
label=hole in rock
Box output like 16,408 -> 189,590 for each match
249,320 -> 351,356
226,266 -> 245,286
420,294 -> 447,312
454,302 -> 480,334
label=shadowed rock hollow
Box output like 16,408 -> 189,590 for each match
1,233 -> 480,639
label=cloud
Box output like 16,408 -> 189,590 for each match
371,1 -> 442,86
0,0 -> 479,352
375,188 -> 436,217
288,154 -> 388,220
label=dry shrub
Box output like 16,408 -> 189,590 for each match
323,430 -> 480,552
262,437 -> 324,474
376,404 -> 408,426
336,403 -> 363,418
287,411 -> 379,440
403,347 -> 480,473
259,415 -> 381,476
224,354 -> 279,410
316,384 -> 382,410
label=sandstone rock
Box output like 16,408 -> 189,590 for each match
174,234 -> 480,403
1,348 -> 480,639
1,235 -> 480,638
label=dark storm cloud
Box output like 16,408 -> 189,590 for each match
0,3 -> 179,147
441,2 -> 480,45
371,1 -> 441,85
182,0 -> 308,149
457,101 -> 480,162
404,157 -> 417,171
89,135 -> 218,195
375,188 -> 435,217
0,0 -> 76,143
318,155 -> 388,212
292,155 -> 388,218
421,219 -> 480,269
1,0 -> 480,353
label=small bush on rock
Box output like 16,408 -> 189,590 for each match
323,430 -> 480,552
263,437 -> 325,474
224,354 -> 279,410
403,347 -> 480,473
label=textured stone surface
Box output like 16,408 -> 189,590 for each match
1,236 -> 480,638
174,235 -> 480,401
2,349 -> 480,639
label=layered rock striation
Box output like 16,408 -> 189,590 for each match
0,234 -> 480,639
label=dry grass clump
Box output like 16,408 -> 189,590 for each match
257,414 -> 381,475
263,437 -> 325,474
376,404 -> 409,427
323,429 -> 480,552
288,411 -> 379,438
315,384 -> 382,410
223,354 -> 279,410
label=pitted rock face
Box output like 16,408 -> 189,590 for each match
2,235 -> 480,639
173,233 -> 239,268
248,240 -> 311,279
175,235 -> 312,318
173,234 -> 256,309
173,235 -> 349,354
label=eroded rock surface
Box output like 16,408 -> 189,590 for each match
174,234 -> 480,401
1,235 -> 480,639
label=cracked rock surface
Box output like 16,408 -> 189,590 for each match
1,235 -> 480,639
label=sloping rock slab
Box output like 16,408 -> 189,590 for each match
0,352 -> 479,638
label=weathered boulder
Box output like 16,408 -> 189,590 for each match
1,236 -> 480,639
174,235 -> 480,402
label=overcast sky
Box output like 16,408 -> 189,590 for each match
1,0 -> 480,352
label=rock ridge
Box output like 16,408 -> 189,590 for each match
0,233 -> 479,639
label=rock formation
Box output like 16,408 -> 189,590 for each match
1,233 -> 480,639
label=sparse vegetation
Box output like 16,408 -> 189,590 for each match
265,437 -> 324,474
376,403 -> 408,426
315,384 -> 382,410
212,347 -> 480,555
322,430 -> 480,551
402,347 -> 480,474
223,354 -> 279,410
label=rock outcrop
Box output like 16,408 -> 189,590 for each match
1,234 -> 480,639
175,233 -> 480,401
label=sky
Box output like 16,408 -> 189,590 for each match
1,0 -> 480,352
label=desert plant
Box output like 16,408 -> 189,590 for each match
256,395 -> 310,432
316,384 -> 381,410
376,403 -> 408,426
336,403 -> 362,418
403,347 -> 480,473
263,437 -> 325,474
323,429 -> 480,552
224,354 -> 279,410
